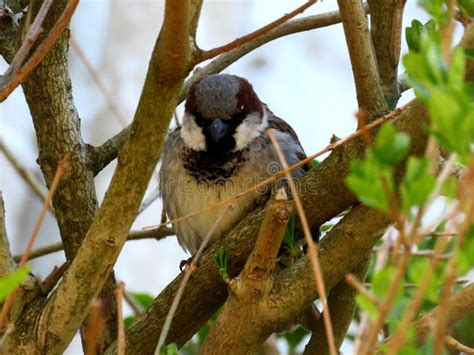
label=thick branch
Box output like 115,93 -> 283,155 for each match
31,1 -> 194,353
87,127 -> 131,176
200,194 -> 293,354
337,0 -> 388,118
0,192 -> 15,278
368,0 -> 406,106
2,0 -> 119,351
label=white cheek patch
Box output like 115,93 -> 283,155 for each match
233,111 -> 268,151
180,113 -> 206,151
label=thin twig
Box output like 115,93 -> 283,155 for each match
0,156 -> 68,328
196,0 -> 317,62
444,335 -> 474,354
12,226 -> 175,262
70,35 -> 128,127
144,101 -> 411,232
154,204 -> 234,354
2,0 -> 53,78
115,281 -> 126,355
0,140 -> 53,213
268,129 -> 336,355
0,0 -> 80,102
345,273 -> 380,306
123,290 -> 144,315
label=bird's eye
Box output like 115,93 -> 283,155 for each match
193,112 -> 207,127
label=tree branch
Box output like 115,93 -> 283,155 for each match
200,193 -> 293,353
368,0 -> 406,107
0,0 -> 79,102
30,1 -> 194,353
12,227 -> 175,262
0,192 -> 15,278
337,0 -> 388,118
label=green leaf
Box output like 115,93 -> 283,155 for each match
160,343 -> 178,355
372,124 -> 411,166
346,162 -> 393,214
277,327 -> 310,351
441,177 -> 459,199
0,265 -> 31,302
129,292 -> 154,309
284,215 -> 299,254
459,0 -> 474,16
356,294 -> 378,320
372,267 -> 402,301
406,19 -> 424,52
214,246 -> 229,282
124,316 -> 135,329
400,157 -> 436,212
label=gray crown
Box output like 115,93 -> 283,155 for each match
195,74 -> 240,119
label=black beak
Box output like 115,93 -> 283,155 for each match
208,119 -> 230,143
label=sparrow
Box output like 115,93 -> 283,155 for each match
159,74 -> 310,255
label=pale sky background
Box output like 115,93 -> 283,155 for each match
0,1 -> 451,353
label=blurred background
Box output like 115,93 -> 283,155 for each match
0,1 -> 446,353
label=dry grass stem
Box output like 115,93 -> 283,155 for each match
0,156 -> 68,328
70,36 -> 128,127
115,282 -> 126,355
267,128 -> 336,355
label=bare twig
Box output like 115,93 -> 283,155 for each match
444,335 -> 474,354
0,156 -> 67,328
144,101 -> 410,232
12,226 -> 175,262
85,300 -> 104,355
0,0 -> 80,102
196,0 -> 317,62
115,282 -> 125,355
0,140 -> 53,213
268,129 -> 336,355
337,0 -> 388,118
70,36 -> 128,127
2,0 -> 53,79
0,192 -> 15,277
155,204 -> 233,353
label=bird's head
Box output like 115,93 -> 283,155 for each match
181,74 -> 267,153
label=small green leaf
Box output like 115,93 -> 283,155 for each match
400,157 -> 436,212
356,294 -> 378,320
160,343 -> 178,355
214,246 -> 229,282
441,177 -> 459,199
372,124 -> 411,166
459,0 -> 474,16
129,292 -> 154,309
0,265 -> 31,302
